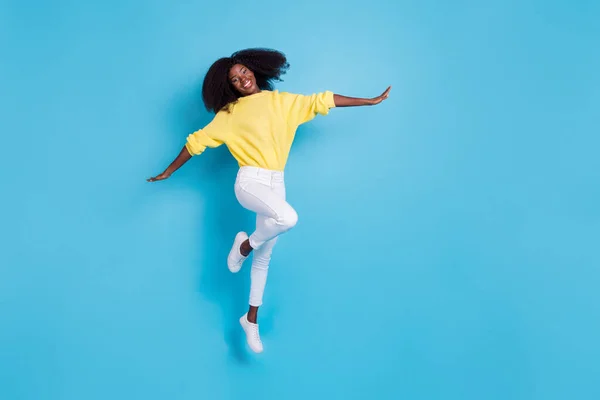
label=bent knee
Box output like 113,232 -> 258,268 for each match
278,208 -> 298,230
287,209 -> 298,229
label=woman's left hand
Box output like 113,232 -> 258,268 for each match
332,86 -> 392,107
368,86 -> 392,105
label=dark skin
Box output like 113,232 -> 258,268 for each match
148,63 -> 391,323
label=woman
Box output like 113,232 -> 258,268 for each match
147,48 -> 390,353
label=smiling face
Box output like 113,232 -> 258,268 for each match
228,63 -> 260,96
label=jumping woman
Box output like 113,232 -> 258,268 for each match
147,48 -> 390,353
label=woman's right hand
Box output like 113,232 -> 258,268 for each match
146,146 -> 193,183
147,172 -> 171,182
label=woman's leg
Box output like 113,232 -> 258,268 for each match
247,231 -> 278,323
228,178 -> 297,272
239,218 -> 280,354
239,181 -> 297,249
234,172 -> 289,353
247,172 -> 287,313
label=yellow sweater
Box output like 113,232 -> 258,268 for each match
185,90 -> 336,171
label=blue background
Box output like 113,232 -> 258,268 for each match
1,0 -> 599,399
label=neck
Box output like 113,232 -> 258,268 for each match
241,89 -> 261,97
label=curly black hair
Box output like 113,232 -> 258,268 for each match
201,48 -> 290,113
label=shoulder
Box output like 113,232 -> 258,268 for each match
275,90 -> 298,98
276,90 -> 332,98
206,108 -> 234,126
275,90 -> 306,103
253,89 -> 293,104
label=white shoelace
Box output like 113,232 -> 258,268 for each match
250,324 -> 261,342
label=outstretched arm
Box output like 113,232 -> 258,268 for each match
147,112 -> 229,182
147,146 -> 192,182
333,86 -> 391,107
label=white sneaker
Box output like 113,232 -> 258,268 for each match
227,232 -> 248,273
240,313 -> 263,353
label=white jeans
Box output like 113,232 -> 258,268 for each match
234,166 -> 298,307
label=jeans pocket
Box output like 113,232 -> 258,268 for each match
234,177 -> 255,199
234,179 -> 246,196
